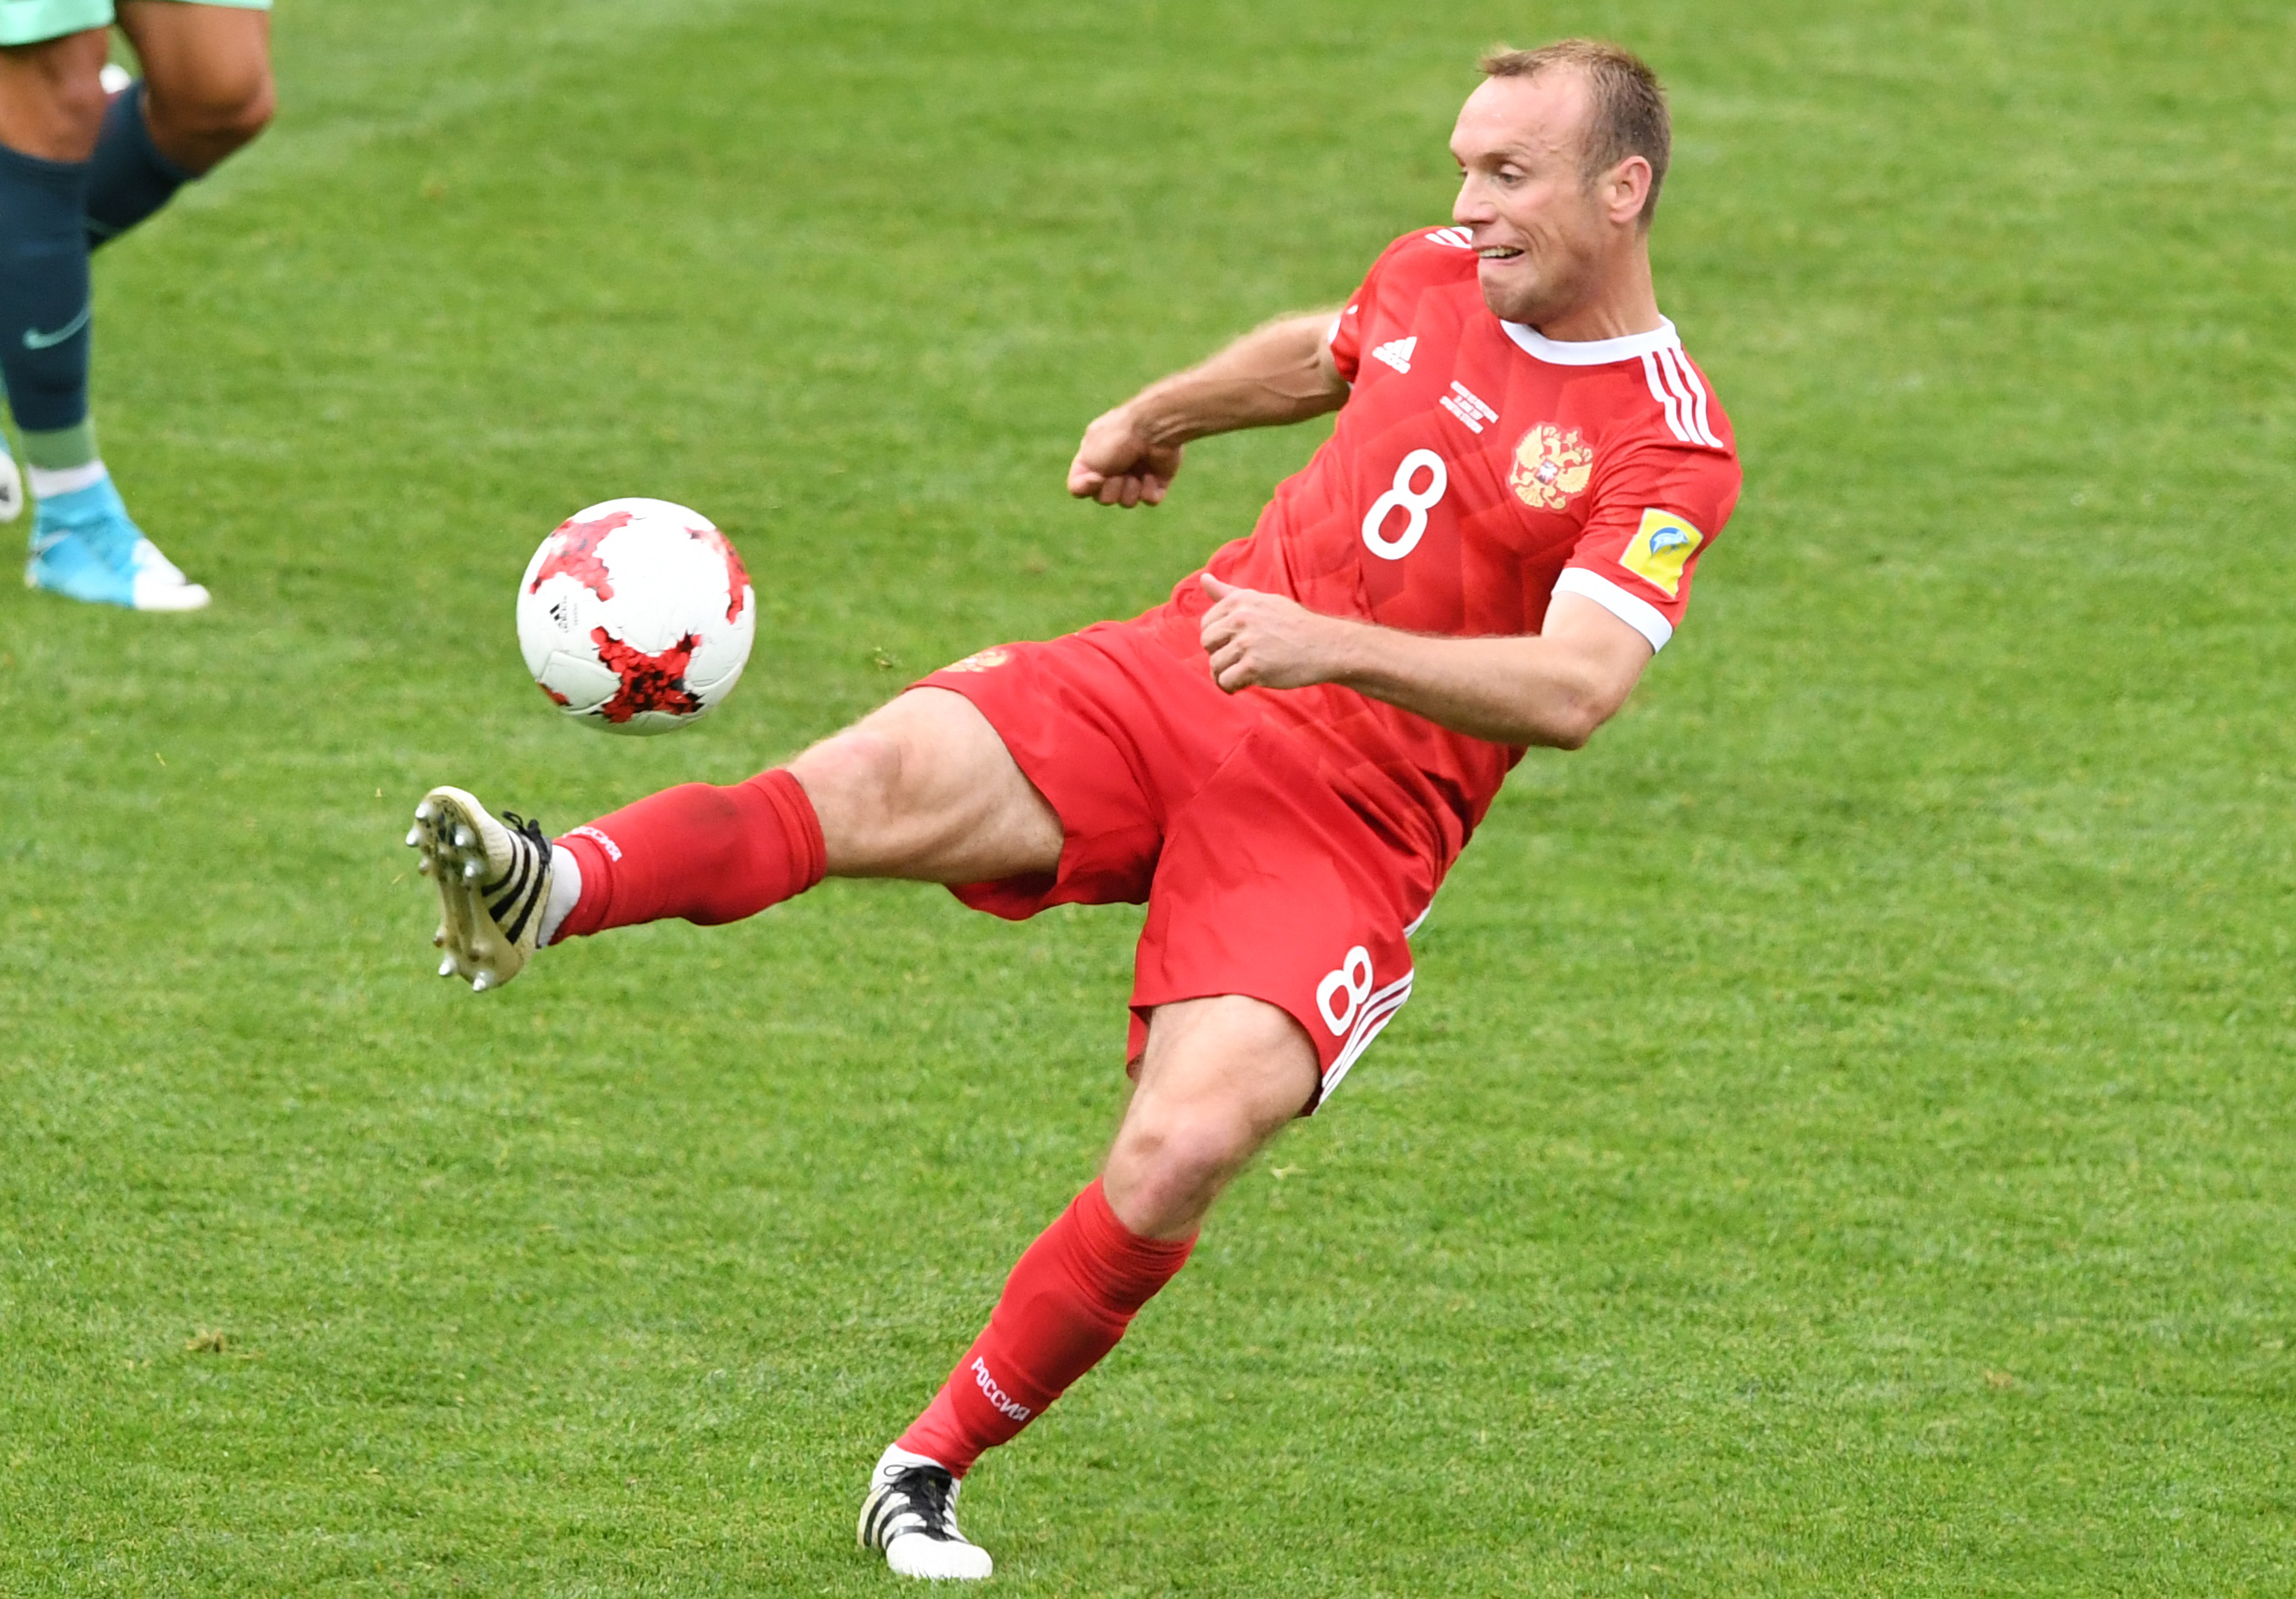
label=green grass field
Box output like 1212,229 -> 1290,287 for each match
5,0 -> 2293,1591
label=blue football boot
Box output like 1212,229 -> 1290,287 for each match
23,472 -> 209,610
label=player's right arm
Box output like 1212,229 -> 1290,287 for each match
1067,311 -> 1348,508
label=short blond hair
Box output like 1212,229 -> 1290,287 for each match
1480,39 -> 1670,225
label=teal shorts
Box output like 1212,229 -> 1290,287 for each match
0,0 -> 270,48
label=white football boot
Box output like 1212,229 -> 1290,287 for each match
859,1445 -> 995,1582
405,786 -> 554,992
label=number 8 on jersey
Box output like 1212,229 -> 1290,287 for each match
1360,449 -> 1448,561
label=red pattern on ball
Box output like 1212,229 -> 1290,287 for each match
686,523 -> 751,623
592,628 -> 703,723
529,510 -> 635,601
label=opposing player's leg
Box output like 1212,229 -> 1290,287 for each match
406,686 -> 1063,990
1,25 -> 129,602
862,995 -> 1315,1581
1,15 -> 210,608
0,23 -> 108,512
0,9 -> 50,523
91,0 -> 271,244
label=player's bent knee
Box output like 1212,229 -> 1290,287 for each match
152,71 -> 275,158
790,726 -> 907,820
1114,1102 -> 1266,1201
55,79 -> 107,149
0,33 -> 110,158
214,74 -> 276,148
1104,1116 -> 1262,1237
790,722 -> 960,877
789,687 -> 1060,882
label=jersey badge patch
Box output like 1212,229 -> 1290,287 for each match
1620,508 -> 1704,597
941,647 -> 1012,674
1507,423 -> 1594,510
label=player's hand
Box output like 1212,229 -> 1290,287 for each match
1068,405 -> 1183,508
1197,574 -> 1348,692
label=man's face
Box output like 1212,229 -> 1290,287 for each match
1449,70 -> 1617,326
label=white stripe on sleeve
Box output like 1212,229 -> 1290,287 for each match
1553,567 -> 1674,652
1657,346 -> 1723,449
1640,350 -> 1691,443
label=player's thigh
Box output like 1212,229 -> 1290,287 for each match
788,686 -> 1062,884
1102,994 -> 1320,1239
0,22 -> 108,160
115,0 -> 271,155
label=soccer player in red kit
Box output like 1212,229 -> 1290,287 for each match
406,39 -> 1740,1580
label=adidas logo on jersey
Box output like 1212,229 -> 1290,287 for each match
1370,336 -> 1415,374
1423,226 -> 1473,250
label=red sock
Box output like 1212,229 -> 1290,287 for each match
553,768 -> 826,938
897,1179 -> 1194,1476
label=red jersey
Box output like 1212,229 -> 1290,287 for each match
1155,225 -> 1743,872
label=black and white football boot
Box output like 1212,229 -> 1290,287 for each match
859,1444 -> 995,1582
405,786 -> 554,992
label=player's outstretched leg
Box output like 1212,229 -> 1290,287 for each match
403,689 -> 1060,990
405,767 -> 831,993
406,788 -> 557,992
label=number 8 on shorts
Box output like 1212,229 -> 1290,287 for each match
1316,945 -> 1376,1036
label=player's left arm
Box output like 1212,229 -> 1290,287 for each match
1068,312 -> 1350,509
1197,576 -> 1649,749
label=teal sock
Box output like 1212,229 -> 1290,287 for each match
23,417 -> 98,472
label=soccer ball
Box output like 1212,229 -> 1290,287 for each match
515,497 -> 755,735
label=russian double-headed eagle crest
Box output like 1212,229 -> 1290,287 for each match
1507,423 -> 1594,510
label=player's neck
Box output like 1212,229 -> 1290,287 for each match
1523,251 -> 1661,345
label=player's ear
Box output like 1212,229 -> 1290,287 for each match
1604,155 -> 1653,226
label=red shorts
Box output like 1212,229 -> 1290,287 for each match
915,609 -> 1437,1111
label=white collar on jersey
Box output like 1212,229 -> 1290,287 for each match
1501,316 -> 1679,366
